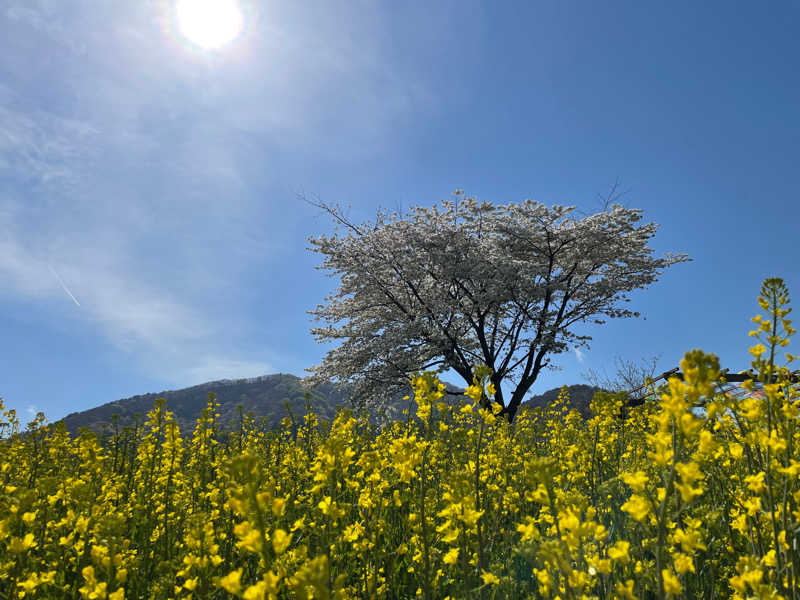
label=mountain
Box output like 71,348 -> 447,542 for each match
58,374 -> 463,436
57,375 -> 604,436
59,374 -> 356,435
521,384 -> 606,419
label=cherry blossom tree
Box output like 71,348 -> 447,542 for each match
306,192 -> 689,422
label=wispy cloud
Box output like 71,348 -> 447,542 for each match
574,348 -> 585,363
0,5 -> 270,383
0,225 -> 274,384
0,0 -> 449,388
0,100 -> 99,191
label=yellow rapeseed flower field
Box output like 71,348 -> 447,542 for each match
1,278 -> 799,599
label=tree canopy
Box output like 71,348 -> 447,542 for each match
306,192 -> 689,421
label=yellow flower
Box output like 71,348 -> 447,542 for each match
696,430 -> 716,456
318,496 -> 334,515
480,571 -> 500,585
743,496 -> 761,516
443,547 -> 459,565
673,553 -> 695,574
673,527 -> 707,552
272,497 -> 287,517
767,432 -> 787,453
675,481 -> 704,503
762,549 -> 777,567
243,581 -> 266,600
218,569 -> 243,595
615,579 -> 636,599
745,472 -> 766,494
621,494 -> 651,522
459,506 -> 484,529
264,571 -> 282,594
465,383 -> 483,403
343,522 -> 365,543
9,533 -> 36,553
729,442 -> 744,459
272,528 -> 291,554
109,589 -> 125,600
620,471 -> 648,493
731,565 -> 764,593
235,522 -> 263,553
533,568 -> 551,594
184,578 -> 198,591
608,540 -> 630,563
588,556 -> 611,575
517,517 -> 539,542
662,569 -> 682,594
478,407 -> 496,425
440,524 -> 459,544
17,574 -> 41,594
675,460 -> 702,485
647,437 -> 674,467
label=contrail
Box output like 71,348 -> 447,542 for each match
48,264 -> 81,307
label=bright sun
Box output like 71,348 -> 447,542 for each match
175,0 -> 244,49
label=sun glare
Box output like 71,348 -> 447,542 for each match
175,0 -> 244,49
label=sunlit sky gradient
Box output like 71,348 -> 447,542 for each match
2,1 -> 799,424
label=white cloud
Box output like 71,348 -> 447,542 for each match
574,347 -> 585,363
0,231 -> 276,384
0,227 -> 211,364
0,100 -> 99,190
0,34 -> 270,381
0,0 -> 452,386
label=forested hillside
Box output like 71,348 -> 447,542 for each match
58,375 -> 604,434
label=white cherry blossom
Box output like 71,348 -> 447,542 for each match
306,192 -> 689,421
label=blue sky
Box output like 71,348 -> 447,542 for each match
1,1 -> 798,424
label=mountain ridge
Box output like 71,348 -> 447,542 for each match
57,374 -> 605,434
